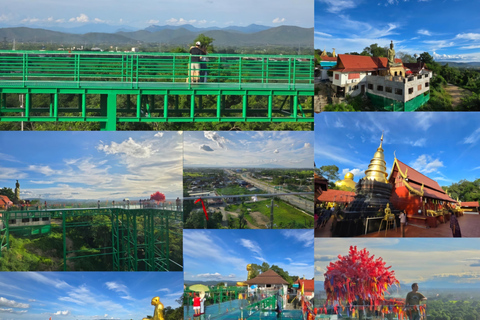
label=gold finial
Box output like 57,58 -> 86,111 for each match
380,131 -> 384,148
332,48 -> 336,57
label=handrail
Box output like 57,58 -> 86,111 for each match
0,51 -> 314,88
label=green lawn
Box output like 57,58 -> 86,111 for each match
228,199 -> 313,228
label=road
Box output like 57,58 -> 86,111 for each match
225,169 -> 313,214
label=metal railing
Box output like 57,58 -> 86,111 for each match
0,51 -> 314,89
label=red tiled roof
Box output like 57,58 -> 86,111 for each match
331,54 -> 403,73
295,279 -> 314,292
393,160 -> 456,202
460,201 -> 479,208
245,269 -> 289,285
317,189 -> 355,203
0,195 -> 13,205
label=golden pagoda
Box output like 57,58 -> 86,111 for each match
332,48 -> 336,57
364,133 -> 388,183
335,172 -> 356,190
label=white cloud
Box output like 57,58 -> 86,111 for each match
204,131 -> 228,149
274,149 -> 279,154
272,17 -> 285,24
97,137 -> 155,158
318,0 -> 357,13
314,31 -> 332,37
410,154 -> 444,174
0,297 -> 29,309
304,143 -> 311,148
105,282 -> 128,295
147,19 -> 160,24
341,168 -> 364,179
280,230 -> 313,247
417,29 -> 431,36
238,239 -> 266,262
463,128 -> 480,144
69,14 -> 89,23
53,310 -> 70,316
455,33 -> 480,41
154,132 -> 164,137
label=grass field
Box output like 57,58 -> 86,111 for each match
228,198 -> 313,228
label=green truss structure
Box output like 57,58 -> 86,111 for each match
0,207 -> 182,271
0,51 -> 314,129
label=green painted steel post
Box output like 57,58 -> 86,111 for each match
25,93 -> 30,118
268,94 -> 273,120
136,94 -> 141,119
293,94 -> 298,120
242,94 -> 247,120
80,93 -> 86,119
164,94 -> 168,119
101,93 -> 117,131
190,94 -> 195,119
49,94 -> 54,117
217,95 -> 221,119
238,57 -> 242,89
292,58 -> 297,90
53,93 -> 58,118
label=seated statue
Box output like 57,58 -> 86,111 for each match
387,41 -> 402,67
143,296 -> 164,320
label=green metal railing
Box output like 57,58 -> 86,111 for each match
0,51 -> 314,127
0,51 -> 313,88
0,207 -> 183,271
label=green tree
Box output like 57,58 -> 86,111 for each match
193,34 -> 215,53
319,165 -> 340,182
0,187 -> 15,200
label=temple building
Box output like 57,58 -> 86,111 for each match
245,269 -> 288,308
329,42 -> 432,111
315,48 -> 338,81
388,158 -> 457,218
458,201 -> 479,213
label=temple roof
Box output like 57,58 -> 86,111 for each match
0,195 -> 12,205
245,269 -> 289,285
389,159 -> 456,202
331,54 -> 403,73
294,278 -> 315,292
460,201 -> 479,208
317,189 -> 355,203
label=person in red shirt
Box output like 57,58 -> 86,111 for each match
193,293 -> 201,316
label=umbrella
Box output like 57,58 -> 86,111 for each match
189,284 -> 210,292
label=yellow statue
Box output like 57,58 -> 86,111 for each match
237,264 -> 253,287
143,296 -> 164,320
384,203 -> 392,216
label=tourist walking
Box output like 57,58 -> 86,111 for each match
449,210 -> 462,237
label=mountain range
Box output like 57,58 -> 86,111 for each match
0,24 -> 313,48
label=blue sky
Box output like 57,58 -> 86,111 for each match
184,229 -> 314,282
0,0 -> 312,29
184,131 -> 314,168
315,238 -> 480,289
0,272 -> 183,320
315,0 -> 480,62
0,131 -> 183,201
314,112 -> 480,191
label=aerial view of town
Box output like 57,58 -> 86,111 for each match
183,131 -> 314,229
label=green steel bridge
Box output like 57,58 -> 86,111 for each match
0,51 -> 314,129
0,207 -> 183,271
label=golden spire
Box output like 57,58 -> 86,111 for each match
332,48 -> 336,57
364,133 -> 388,183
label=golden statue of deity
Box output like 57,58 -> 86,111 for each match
143,297 -> 164,320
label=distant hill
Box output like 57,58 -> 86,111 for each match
0,25 -> 313,48
184,280 -> 239,286
438,61 -> 480,69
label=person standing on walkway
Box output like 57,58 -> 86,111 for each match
406,283 -> 426,320
189,42 -> 205,83
449,210 -> 462,237
399,210 -> 406,237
